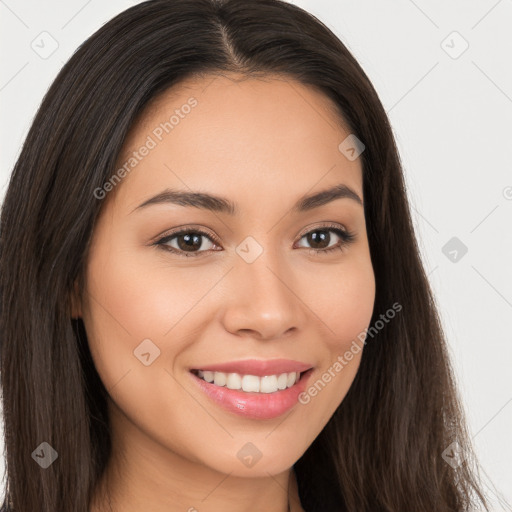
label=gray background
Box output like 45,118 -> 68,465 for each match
1,0 -> 511,508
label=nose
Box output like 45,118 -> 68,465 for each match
219,251 -> 304,341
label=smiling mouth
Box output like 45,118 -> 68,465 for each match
190,369 -> 310,394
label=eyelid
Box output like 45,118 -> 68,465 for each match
154,222 -> 350,243
151,224 -> 221,245
294,221 -> 349,239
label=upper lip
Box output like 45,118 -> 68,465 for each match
190,358 -> 313,377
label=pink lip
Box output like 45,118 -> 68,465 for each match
190,358 -> 313,377
190,367 -> 314,420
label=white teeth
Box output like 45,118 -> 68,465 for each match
195,370 -> 300,393
242,374 -> 260,392
213,372 -> 226,387
202,370 -> 214,383
277,373 -> 288,390
226,373 -> 242,390
260,375 -> 278,393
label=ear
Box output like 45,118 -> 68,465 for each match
70,279 -> 83,319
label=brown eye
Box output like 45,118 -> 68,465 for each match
155,229 -> 219,257
172,232 -> 207,252
295,226 -> 356,255
303,229 -> 332,250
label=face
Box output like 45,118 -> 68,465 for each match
74,73 -> 375,479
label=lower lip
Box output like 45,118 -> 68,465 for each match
190,369 -> 313,420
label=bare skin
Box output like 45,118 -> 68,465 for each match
75,72 -> 376,512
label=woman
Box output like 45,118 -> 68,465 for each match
0,0 -> 491,510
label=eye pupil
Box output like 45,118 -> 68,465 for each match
178,233 -> 202,251
307,230 -> 329,249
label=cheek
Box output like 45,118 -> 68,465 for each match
83,242 -> 206,349
333,271 -> 375,347
80,241 -> 174,387
80,240 -> 233,409
297,256 -> 375,423
80,245 -> 209,453
310,255 -> 376,351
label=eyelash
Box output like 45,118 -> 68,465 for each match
153,223 -> 356,258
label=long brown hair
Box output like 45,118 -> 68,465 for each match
0,0 -> 491,510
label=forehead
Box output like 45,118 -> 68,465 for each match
110,73 -> 363,214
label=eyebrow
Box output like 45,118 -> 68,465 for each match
130,183 -> 363,216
